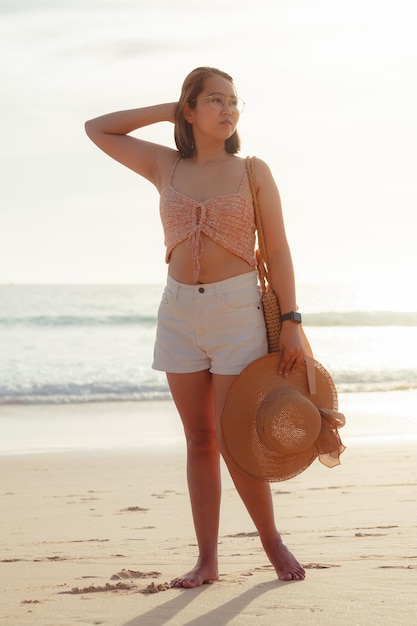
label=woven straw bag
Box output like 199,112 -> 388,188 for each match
246,157 -> 281,353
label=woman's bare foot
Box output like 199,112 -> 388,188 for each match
263,536 -> 306,581
170,559 -> 219,589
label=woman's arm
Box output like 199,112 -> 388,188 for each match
254,159 -> 304,376
85,102 -> 178,187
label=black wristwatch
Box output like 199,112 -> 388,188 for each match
280,311 -> 302,324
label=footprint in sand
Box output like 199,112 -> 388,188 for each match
119,506 -> 149,512
33,556 -> 67,562
141,582 -> 171,594
21,599 -> 41,604
67,582 -> 135,594
377,565 -> 416,570
111,569 -> 161,580
151,490 -> 177,499
303,563 -> 341,569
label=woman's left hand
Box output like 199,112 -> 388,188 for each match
277,323 -> 304,377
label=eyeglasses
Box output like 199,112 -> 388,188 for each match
193,93 -> 245,113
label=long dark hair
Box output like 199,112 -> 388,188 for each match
174,67 -> 241,158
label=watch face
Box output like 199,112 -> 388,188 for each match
293,312 -> 302,323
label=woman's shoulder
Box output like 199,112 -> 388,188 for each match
246,156 -> 275,188
246,155 -> 271,171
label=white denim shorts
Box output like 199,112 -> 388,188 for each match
152,271 -> 268,375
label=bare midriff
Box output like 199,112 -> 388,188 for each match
168,234 -> 255,284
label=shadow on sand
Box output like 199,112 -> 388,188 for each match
121,578 -> 293,626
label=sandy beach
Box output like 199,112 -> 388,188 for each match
1,393 -> 416,625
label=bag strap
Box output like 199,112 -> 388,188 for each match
246,156 -> 317,395
246,156 -> 271,295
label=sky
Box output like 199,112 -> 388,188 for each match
1,0 -> 416,308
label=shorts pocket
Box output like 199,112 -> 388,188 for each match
159,284 -> 176,306
222,285 -> 262,310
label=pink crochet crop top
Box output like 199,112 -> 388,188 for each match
159,159 -> 256,283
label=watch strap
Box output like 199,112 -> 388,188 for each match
280,311 -> 302,324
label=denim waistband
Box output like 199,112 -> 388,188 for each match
165,271 -> 258,301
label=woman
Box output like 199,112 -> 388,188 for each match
85,66 -> 306,585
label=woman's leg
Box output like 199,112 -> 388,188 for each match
167,369 -> 221,588
213,374 -> 306,581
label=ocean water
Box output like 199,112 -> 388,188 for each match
1,284 -> 417,405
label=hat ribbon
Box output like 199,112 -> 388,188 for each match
317,407 -> 346,468
299,326 -> 317,395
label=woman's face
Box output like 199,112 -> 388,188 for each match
186,75 -> 240,141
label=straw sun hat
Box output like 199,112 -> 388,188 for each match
220,353 -> 346,482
